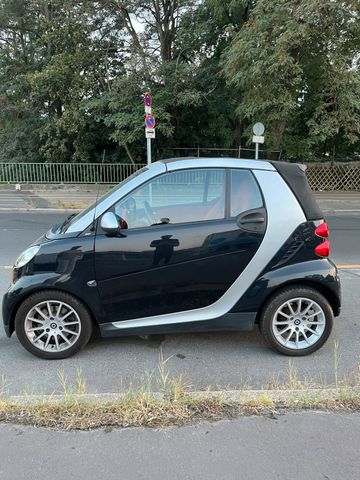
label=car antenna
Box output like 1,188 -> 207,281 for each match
90,149 -> 105,232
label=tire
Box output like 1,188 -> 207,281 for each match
15,290 -> 93,360
259,286 -> 334,356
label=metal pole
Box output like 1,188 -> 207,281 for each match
255,143 -> 259,160
147,138 -> 152,165
147,138 -> 152,204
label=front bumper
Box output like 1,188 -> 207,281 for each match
2,286 -> 17,337
3,321 -> 11,338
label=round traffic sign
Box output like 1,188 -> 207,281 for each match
253,122 -> 265,136
145,114 -> 155,129
144,92 -> 152,107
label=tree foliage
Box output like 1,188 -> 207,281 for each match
0,0 -> 359,164
223,0 -> 360,160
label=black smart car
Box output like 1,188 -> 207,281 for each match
2,158 -> 341,359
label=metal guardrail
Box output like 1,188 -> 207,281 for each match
0,163 -> 145,184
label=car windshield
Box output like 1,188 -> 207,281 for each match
59,166 -> 148,233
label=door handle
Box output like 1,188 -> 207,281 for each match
240,217 -> 265,224
239,214 -> 265,224
237,210 -> 267,233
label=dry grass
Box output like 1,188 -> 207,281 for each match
0,394 -> 237,431
55,200 -> 86,209
0,346 -> 359,431
0,389 -> 359,431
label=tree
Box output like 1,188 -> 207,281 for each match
0,0 -> 125,163
1,0 -> 359,164
223,0 -> 360,160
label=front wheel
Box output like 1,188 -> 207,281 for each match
259,286 -> 334,356
15,290 -> 93,359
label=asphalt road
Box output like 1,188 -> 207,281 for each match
0,211 -> 359,395
1,411 -> 359,480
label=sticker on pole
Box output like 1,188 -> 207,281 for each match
146,128 -> 155,139
145,114 -> 156,129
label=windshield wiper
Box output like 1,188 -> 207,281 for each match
59,213 -> 77,233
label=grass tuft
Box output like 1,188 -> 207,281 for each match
1,341 -> 360,431
333,340 -> 341,388
0,388 -> 359,431
0,394 -> 235,431
0,375 -> 9,398
55,201 -> 86,209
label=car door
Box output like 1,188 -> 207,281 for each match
94,167 -> 266,323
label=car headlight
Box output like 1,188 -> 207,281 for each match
14,245 -> 40,269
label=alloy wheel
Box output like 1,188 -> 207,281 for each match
24,300 -> 81,352
271,297 -> 326,350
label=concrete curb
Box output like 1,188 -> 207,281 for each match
3,387 -> 358,405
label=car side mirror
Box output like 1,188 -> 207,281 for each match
100,212 -> 120,235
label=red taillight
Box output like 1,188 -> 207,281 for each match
315,223 -> 329,238
315,240 -> 330,257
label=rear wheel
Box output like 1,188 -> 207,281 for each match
259,286 -> 333,356
15,290 -> 93,359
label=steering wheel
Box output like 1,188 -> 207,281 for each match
144,200 -> 156,225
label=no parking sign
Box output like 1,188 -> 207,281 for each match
145,114 -> 156,129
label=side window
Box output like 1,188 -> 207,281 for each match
113,168 -> 226,229
231,169 -> 263,217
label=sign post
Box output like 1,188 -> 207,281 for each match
143,93 -> 155,165
147,135 -> 152,165
252,122 -> 265,160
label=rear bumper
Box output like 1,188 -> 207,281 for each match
332,262 -> 341,317
325,258 -> 341,317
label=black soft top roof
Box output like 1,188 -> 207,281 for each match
271,161 -> 323,220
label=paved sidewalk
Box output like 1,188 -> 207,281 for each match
315,192 -> 360,213
0,186 -> 360,212
0,188 -> 104,210
0,411 -> 359,480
